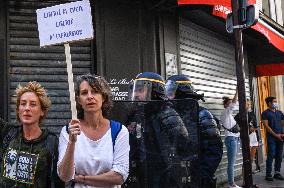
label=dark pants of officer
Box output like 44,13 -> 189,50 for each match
200,139 -> 223,188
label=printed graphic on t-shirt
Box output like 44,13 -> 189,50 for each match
3,148 -> 39,184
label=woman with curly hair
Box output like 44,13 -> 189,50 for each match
0,81 -> 64,188
57,74 -> 129,188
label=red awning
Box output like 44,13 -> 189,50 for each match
178,0 -> 256,7
178,0 -> 284,76
178,0 -> 232,7
252,21 -> 284,53
178,0 -> 284,53
212,5 -> 284,53
256,63 -> 284,76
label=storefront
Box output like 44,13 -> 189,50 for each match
178,14 -> 251,183
0,0 -> 94,133
177,0 -> 284,183
0,0 -> 169,133
0,0 -> 284,185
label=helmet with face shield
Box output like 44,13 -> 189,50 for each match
129,72 -> 166,101
165,74 -> 194,99
165,74 -> 204,101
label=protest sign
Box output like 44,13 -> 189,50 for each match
36,0 -> 93,47
37,0 -> 94,119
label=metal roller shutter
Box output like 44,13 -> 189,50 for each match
8,0 -> 93,134
179,18 -> 250,183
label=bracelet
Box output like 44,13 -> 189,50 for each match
83,175 -> 86,183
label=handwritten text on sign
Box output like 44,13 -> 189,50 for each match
36,0 -> 93,47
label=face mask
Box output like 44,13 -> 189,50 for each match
247,108 -> 252,112
272,103 -> 278,109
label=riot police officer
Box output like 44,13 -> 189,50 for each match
125,72 -> 190,188
165,74 -> 223,188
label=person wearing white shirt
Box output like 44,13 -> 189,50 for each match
57,74 -> 130,188
220,89 -> 241,188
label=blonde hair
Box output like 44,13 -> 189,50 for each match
16,81 -> 51,124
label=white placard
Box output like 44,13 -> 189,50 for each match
36,0 -> 93,47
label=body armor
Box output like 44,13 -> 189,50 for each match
199,107 -> 223,188
165,75 -> 223,188
119,101 -> 191,188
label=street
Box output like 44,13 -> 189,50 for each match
219,161 -> 284,188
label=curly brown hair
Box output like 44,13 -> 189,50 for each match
75,74 -> 113,119
16,81 -> 51,124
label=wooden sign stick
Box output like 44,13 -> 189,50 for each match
64,43 -> 77,119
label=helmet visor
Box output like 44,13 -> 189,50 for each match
128,80 -> 152,101
178,82 -> 195,94
165,80 -> 178,99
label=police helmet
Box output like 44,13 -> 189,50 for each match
129,72 -> 166,101
166,74 -> 204,101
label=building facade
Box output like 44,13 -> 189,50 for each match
0,0 -> 284,185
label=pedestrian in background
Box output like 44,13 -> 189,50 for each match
262,96 -> 284,181
221,89 -> 241,188
235,99 -> 259,168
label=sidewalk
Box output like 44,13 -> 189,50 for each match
218,162 -> 284,188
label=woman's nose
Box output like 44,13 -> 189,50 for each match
87,92 -> 94,99
24,105 -> 31,110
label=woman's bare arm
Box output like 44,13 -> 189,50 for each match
58,119 -> 81,182
74,171 -> 124,186
232,88 -> 238,104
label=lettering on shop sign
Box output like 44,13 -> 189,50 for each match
213,5 -> 232,15
36,0 -> 93,47
109,78 -> 133,101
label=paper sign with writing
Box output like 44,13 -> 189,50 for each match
36,0 -> 93,47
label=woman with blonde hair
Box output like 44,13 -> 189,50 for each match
0,81 -> 64,188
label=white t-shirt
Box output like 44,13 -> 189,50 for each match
220,102 -> 240,138
57,123 -> 130,188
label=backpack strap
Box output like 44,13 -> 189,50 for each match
110,120 -> 122,152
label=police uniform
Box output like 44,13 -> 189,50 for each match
123,72 -> 190,188
166,74 -> 223,188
